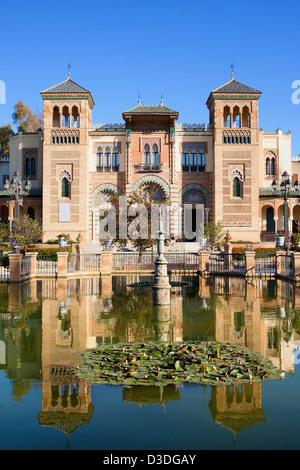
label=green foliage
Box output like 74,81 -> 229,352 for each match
75,341 -> 282,386
6,215 -> 44,249
12,101 -> 43,132
204,221 -> 225,250
103,189 -> 170,253
0,124 -> 13,158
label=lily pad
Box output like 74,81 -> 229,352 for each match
74,341 -> 283,387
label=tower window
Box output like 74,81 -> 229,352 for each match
61,177 -> 70,197
24,151 -> 36,178
232,176 -> 241,197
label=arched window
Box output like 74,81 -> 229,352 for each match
24,151 -> 36,178
31,157 -> 36,177
97,146 -> 103,171
265,152 -> 276,177
152,144 -> 160,168
143,144 -> 151,168
198,148 -> 205,171
182,147 -> 189,171
61,177 -> 70,197
223,106 -> 231,127
242,106 -> 250,128
232,177 -> 241,197
266,157 -> 271,176
53,106 -> 60,128
233,106 -> 241,128
190,147 -> 197,171
71,106 -> 79,128
28,207 -> 35,220
104,147 -> 111,171
271,157 -> 276,176
62,106 -> 69,128
112,146 -> 119,171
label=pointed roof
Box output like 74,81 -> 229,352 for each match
206,75 -> 261,107
41,77 -> 91,94
212,77 -> 261,94
122,104 -> 179,116
40,76 -> 95,107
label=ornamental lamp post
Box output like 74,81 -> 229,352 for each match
4,171 -> 31,219
272,171 -> 298,251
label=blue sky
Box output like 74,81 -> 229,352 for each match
1,0 -> 300,155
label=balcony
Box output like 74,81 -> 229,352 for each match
182,165 -> 205,173
96,165 -> 119,173
135,163 -> 163,172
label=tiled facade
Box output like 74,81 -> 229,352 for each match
1,72 -> 300,243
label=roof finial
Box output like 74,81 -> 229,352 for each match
67,63 -> 71,79
231,63 -> 235,80
160,94 -> 164,106
138,93 -> 141,106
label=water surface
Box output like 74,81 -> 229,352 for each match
0,275 -> 299,450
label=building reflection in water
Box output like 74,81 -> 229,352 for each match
0,274 -> 299,442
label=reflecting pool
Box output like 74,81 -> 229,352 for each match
0,275 -> 300,450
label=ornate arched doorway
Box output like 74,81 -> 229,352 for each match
179,184 -> 209,241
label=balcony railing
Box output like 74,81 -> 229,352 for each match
182,165 -> 205,173
96,165 -> 120,173
135,163 -> 163,172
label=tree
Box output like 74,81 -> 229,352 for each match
3,215 -> 43,251
0,124 -> 13,158
101,188 -> 170,254
204,221 -> 225,251
12,101 -> 43,132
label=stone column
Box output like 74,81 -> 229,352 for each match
275,251 -> 282,276
198,250 -> 210,274
101,252 -> 112,275
292,252 -> 300,283
224,231 -> 232,271
8,253 -> 22,282
57,252 -> 68,278
25,252 -> 38,278
76,231 -> 85,271
245,251 -> 256,277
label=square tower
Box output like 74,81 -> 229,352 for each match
206,74 -> 262,241
40,74 -> 94,241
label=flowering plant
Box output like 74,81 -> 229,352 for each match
275,232 -> 288,237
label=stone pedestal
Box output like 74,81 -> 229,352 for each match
8,253 -> 22,282
25,252 -> 38,278
245,251 -> 256,277
101,252 -> 112,275
152,256 -> 171,305
57,252 -> 68,278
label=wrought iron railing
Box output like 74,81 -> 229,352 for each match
182,165 -> 205,173
96,165 -> 119,173
112,252 -> 155,271
255,253 -> 276,276
209,252 -> 245,273
164,252 -> 198,271
67,254 -> 102,273
37,254 -> 58,275
0,255 -> 9,279
135,163 -> 163,172
112,252 -> 199,272
21,256 -> 31,277
281,254 -> 293,277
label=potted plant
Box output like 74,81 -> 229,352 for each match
58,233 -> 70,250
275,232 -> 287,247
291,233 -> 300,249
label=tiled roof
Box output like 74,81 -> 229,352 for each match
212,77 -> 261,95
40,78 -> 91,94
259,188 -> 300,197
123,104 -> 179,115
0,188 -> 42,197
